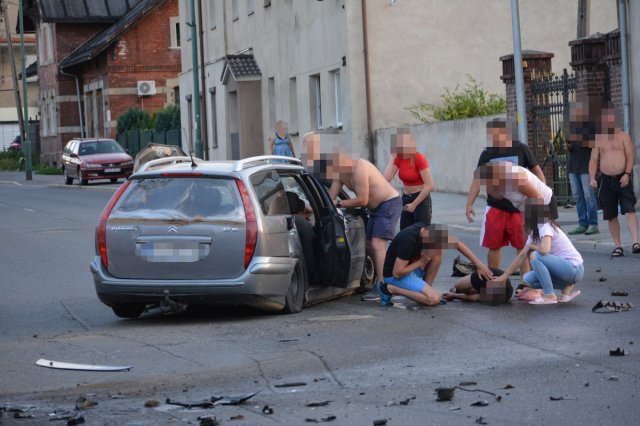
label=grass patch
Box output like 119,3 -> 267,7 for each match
34,165 -> 62,175
0,151 -> 60,174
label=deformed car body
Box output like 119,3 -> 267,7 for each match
61,138 -> 134,185
90,155 -> 373,318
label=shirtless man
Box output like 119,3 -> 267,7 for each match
328,148 -> 402,288
589,104 -> 639,257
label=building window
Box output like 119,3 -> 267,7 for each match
232,0 -> 239,21
169,17 -> 181,47
310,74 -> 322,129
268,77 -> 276,130
247,0 -> 255,15
209,0 -> 218,29
331,69 -> 342,127
289,77 -> 298,133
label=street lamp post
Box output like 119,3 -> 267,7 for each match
510,0 -> 528,145
19,0 -> 32,180
189,0 -> 202,158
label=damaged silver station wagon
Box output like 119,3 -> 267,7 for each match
91,155 -> 374,318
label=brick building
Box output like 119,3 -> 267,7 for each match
25,0 -> 180,165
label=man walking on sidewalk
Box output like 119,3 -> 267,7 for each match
567,99 -> 599,236
589,102 -> 639,257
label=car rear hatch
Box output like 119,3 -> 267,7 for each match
104,175 -> 247,280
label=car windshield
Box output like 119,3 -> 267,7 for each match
79,140 -> 125,155
109,177 -> 244,221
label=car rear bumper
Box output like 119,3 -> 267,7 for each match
90,256 -> 296,311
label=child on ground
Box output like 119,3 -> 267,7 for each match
443,268 -> 513,305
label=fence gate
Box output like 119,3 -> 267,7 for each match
530,69 -> 576,205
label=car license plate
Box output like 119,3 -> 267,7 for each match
104,168 -> 121,173
136,242 -> 209,262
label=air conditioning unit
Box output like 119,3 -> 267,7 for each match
137,80 -> 156,96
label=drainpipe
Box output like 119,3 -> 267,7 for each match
60,69 -> 85,138
197,0 -> 208,159
617,0 -> 631,133
360,0 -> 374,164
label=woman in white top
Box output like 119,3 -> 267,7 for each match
494,199 -> 584,305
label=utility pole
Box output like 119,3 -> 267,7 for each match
577,0 -> 590,38
197,0 -> 208,159
1,0 -> 26,145
189,0 -> 202,158
510,0 -> 528,145
19,0 -> 31,179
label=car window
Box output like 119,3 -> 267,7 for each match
96,140 -> 125,154
250,170 -> 289,216
280,175 -> 316,225
79,142 -> 96,156
110,177 -> 244,221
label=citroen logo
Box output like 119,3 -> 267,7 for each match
168,226 -> 178,233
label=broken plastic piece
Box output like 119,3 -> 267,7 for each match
35,358 -> 132,372
611,291 -> 629,297
0,403 -> 35,412
436,387 -> 455,401
502,384 -> 514,389
198,415 -> 220,426
230,415 -> 245,421
459,381 -> 478,386
306,400 -> 332,407
471,401 -> 489,407
275,382 -> 307,388
165,398 -> 215,409
373,420 -> 388,426
599,277 -> 608,282
592,300 -> 633,313
215,392 -> 259,405
475,417 -> 488,425
386,396 -> 416,406
262,405 -> 274,414
610,348 -> 625,356
305,416 -> 337,423
278,338 -> 300,342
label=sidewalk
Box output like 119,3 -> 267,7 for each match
430,191 -> 626,252
0,170 -> 119,191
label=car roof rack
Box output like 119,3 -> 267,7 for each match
138,156 -> 202,173
233,155 -> 302,172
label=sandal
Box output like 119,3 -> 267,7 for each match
529,295 -> 558,305
633,243 -> 640,254
558,290 -> 581,303
611,247 -> 624,258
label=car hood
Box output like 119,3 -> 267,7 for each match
82,153 -> 133,163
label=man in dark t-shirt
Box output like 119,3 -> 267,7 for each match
466,118 -> 546,272
566,99 -> 599,236
376,223 -> 493,306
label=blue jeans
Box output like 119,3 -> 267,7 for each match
523,252 -> 585,296
569,173 -> 598,227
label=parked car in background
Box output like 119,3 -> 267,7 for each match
8,135 -> 21,151
61,138 -> 134,185
91,155 -> 373,318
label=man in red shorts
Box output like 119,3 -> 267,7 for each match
465,118 -> 546,272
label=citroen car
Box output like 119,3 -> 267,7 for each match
61,138 -> 134,185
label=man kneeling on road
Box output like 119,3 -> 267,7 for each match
377,223 -> 494,306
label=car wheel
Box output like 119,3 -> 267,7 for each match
110,178 -> 118,184
111,304 -> 145,319
282,262 -> 305,314
78,169 -> 88,186
360,251 -> 375,291
63,168 -> 73,185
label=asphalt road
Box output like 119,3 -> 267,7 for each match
0,179 -> 639,426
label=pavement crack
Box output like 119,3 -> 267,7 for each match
101,332 -> 202,367
60,300 -> 91,331
301,349 -> 345,389
247,355 -> 276,393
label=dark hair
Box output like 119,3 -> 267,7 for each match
486,118 -> 519,142
524,201 -> 559,243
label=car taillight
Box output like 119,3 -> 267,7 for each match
236,179 -> 257,269
96,180 -> 131,269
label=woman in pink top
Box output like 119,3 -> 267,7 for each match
383,128 -> 434,229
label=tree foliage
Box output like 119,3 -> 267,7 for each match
116,108 -> 152,134
153,104 -> 181,131
406,75 -> 506,123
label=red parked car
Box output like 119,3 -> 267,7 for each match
61,139 -> 134,185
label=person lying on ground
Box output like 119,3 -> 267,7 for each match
377,223 -> 493,306
492,199 -> 584,305
442,268 -> 513,305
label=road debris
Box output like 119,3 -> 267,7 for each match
198,415 -> 220,426
599,277 -> 608,282
609,376 -> 619,381
278,338 -> 300,342
305,415 -> 337,422
471,401 -> 489,407
262,405 -> 274,414
306,400 -> 332,407
230,414 -> 245,421
13,412 -> 34,419
501,384 -> 514,389
595,267 -> 602,272
35,358 -> 132,372
216,392 -> 259,405
592,300 -> 633,313
609,348 -> 625,356
611,291 -> 629,297
75,397 -> 98,411
144,400 -> 160,408
550,396 -> 574,401
373,420 -> 388,426
386,396 -> 416,406
1,403 -> 35,413
476,417 -> 489,425
275,382 -> 307,388
459,381 -> 478,386
436,387 -> 455,401
166,398 -> 216,409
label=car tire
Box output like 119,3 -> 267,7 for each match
360,251 -> 375,291
110,178 -> 118,184
282,262 -> 305,314
63,168 -> 73,185
111,304 -> 145,319
78,169 -> 88,186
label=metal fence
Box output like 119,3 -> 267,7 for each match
530,69 -> 576,205
117,129 -> 181,158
